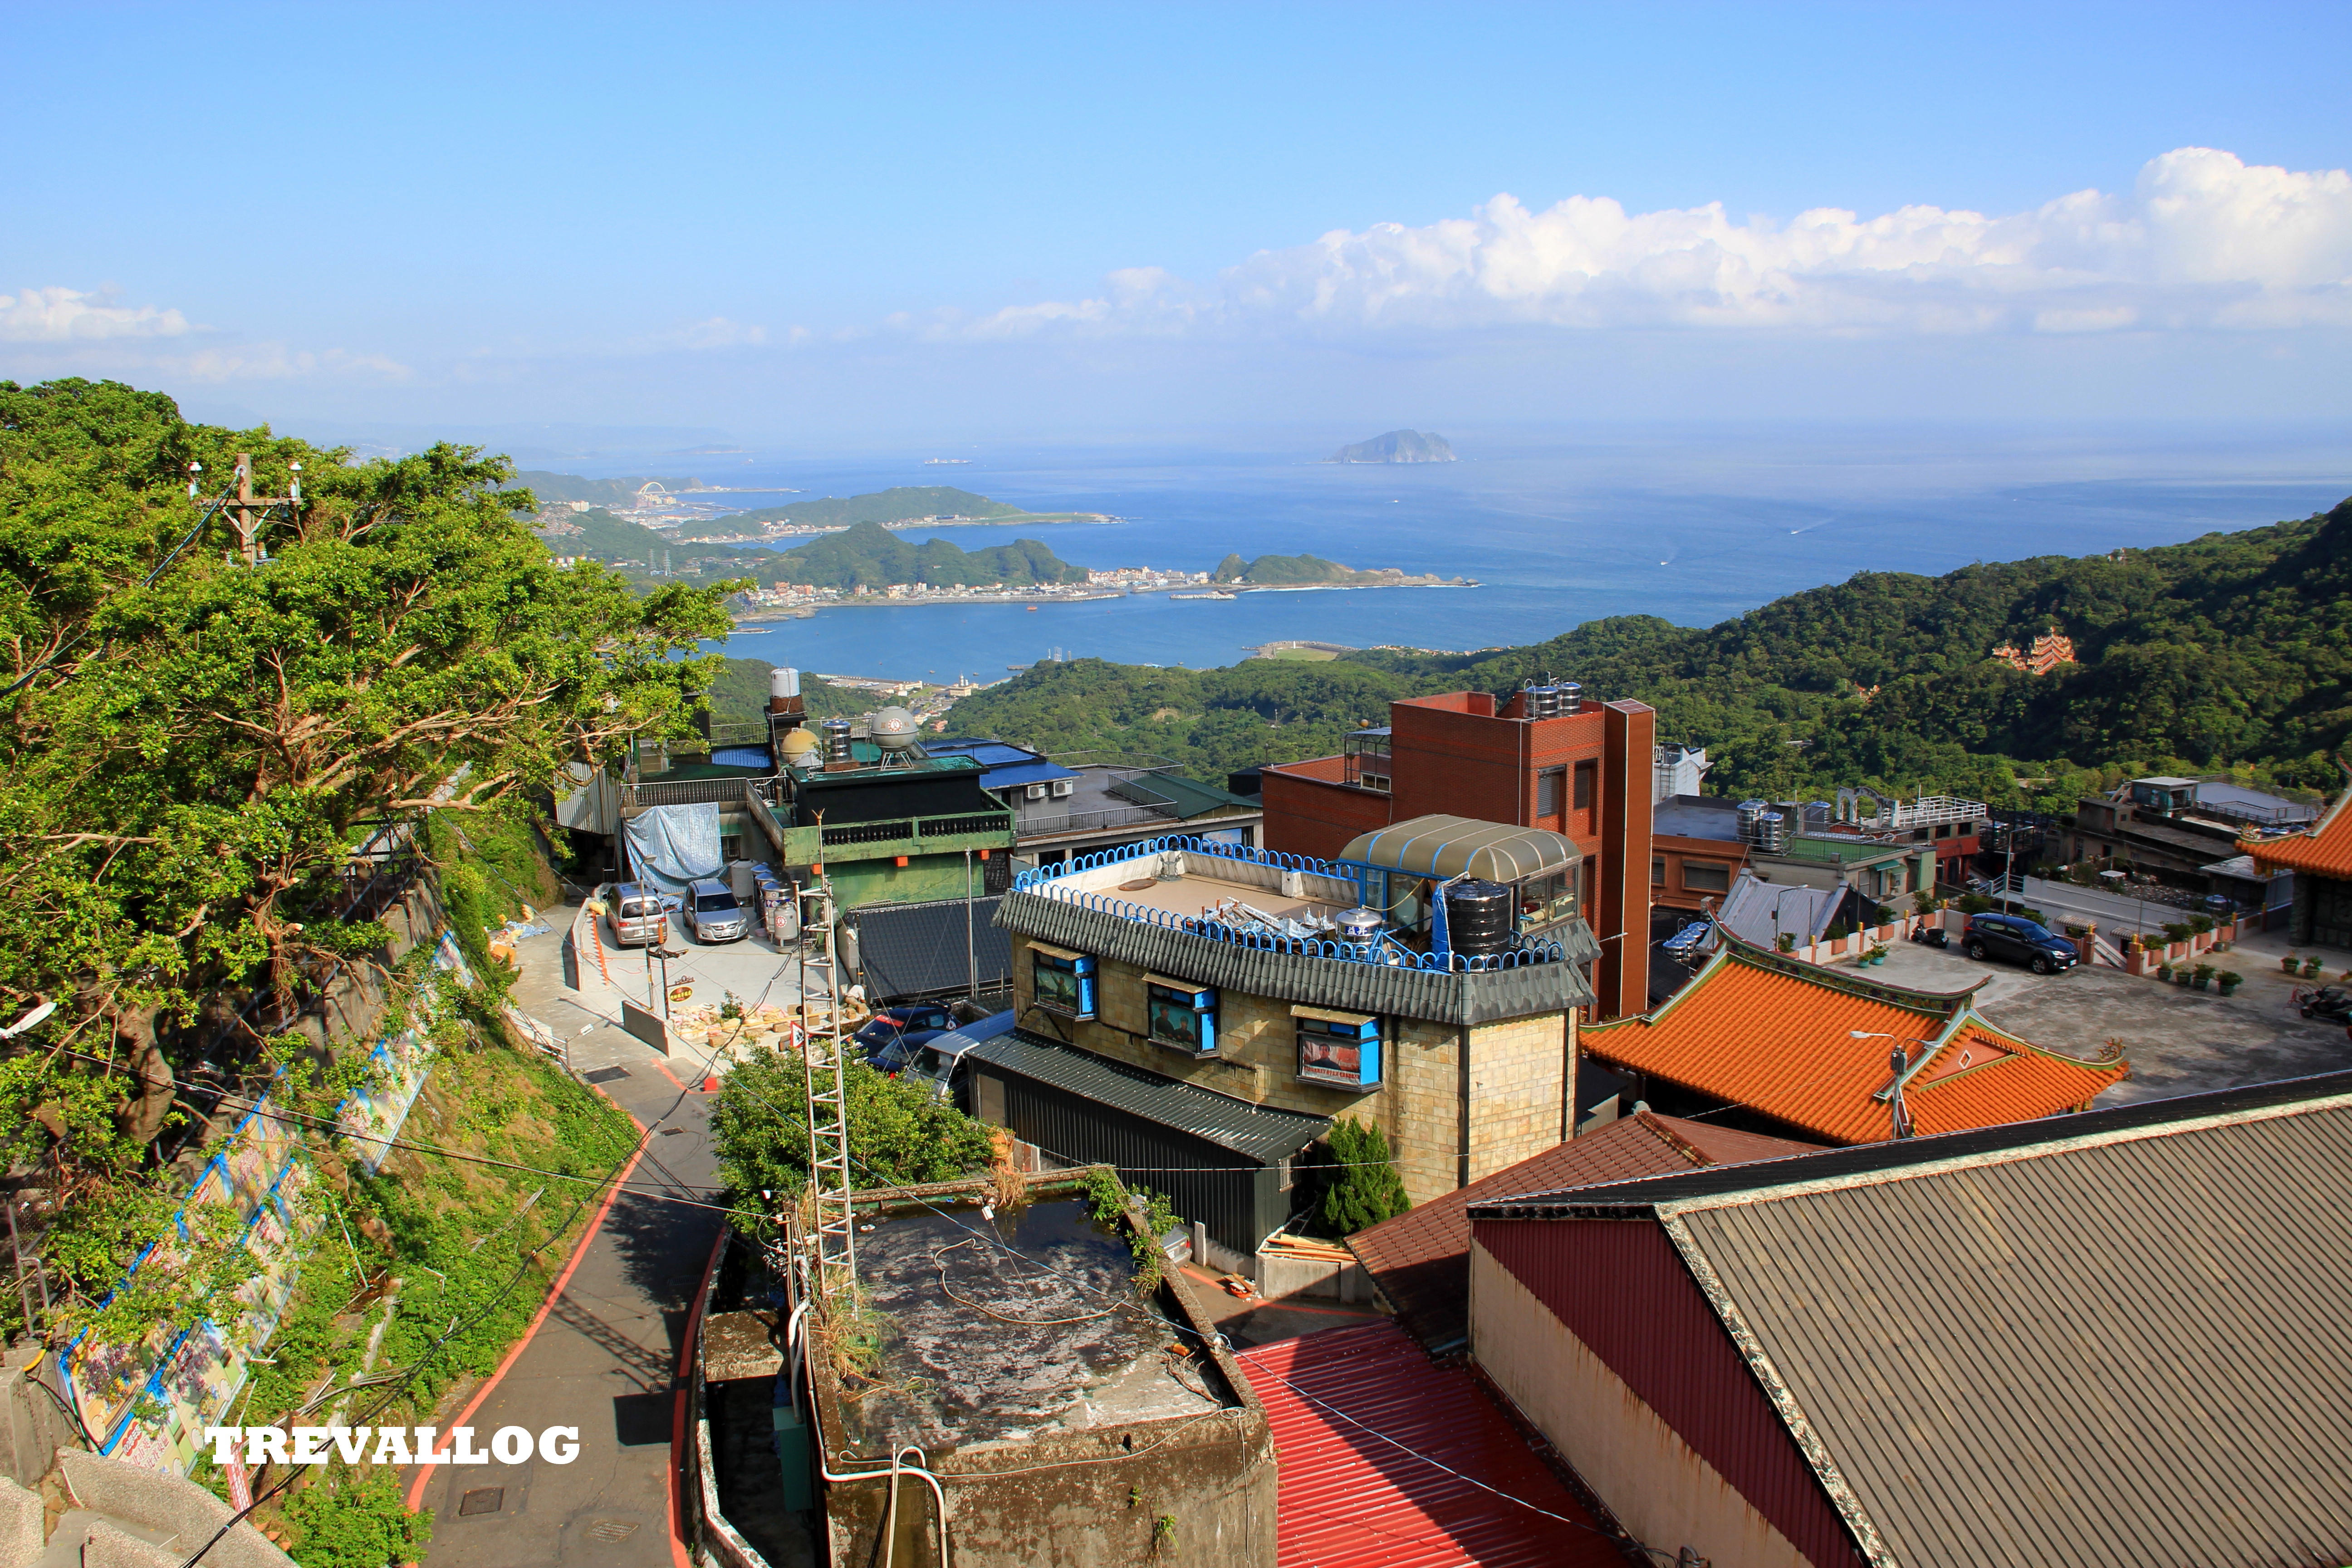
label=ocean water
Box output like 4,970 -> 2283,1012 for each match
660,426 -> 2352,682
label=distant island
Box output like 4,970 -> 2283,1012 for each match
1211,551 -> 1472,589
1325,429 -> 1456,464
672,485 -> 1110,541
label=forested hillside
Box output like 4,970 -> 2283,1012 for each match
507,470 -> 704,505
675,485 -> 1019,538
767,519 -> 1087,590
946,498 -> 2352,808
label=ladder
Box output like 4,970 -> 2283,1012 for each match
799,873 -> 858,1304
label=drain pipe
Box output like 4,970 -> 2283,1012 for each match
788,1304 -> 952,1565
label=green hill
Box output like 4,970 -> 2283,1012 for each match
543,506 -> 674,559
767,519 -> 1088,591
507,470 -> 705,506
676,485 -> 1021,539
1326,429 -> 1455,464
946,498 -> 2352,808
1215,551 -> 1377,584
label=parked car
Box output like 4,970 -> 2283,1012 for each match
602,882 -> 677,949
1962,913 -> 2079,975
901,1009 -> 1017,1106
682,879 -> 750,944
855,1003 -> 958,1067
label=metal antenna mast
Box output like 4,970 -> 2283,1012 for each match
799,867 -> 857,1303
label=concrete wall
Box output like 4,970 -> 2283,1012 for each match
1011,940 -> 1575,1205
1468,1244 -> 1814,1568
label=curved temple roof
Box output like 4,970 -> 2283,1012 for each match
1341,813 -> 1581,882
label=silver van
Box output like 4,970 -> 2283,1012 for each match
604,882 -> 674,949
684,879 -> 750,945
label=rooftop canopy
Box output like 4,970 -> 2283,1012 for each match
1340,813 -> 1580,882
2244,781 -> 2352,878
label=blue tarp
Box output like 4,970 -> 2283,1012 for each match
624,803 -> 723,895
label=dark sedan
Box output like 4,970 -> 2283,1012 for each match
1962,913 -> 2079,975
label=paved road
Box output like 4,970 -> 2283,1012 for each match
2014,875 -> 2224,940
410,907 -> 811,1568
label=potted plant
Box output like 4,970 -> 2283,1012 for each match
1775,932 -> 1796,954
2192,963 -> 2215,992
1864,942 -> 1889,967
2217,970 -> 2242,997
2156,961 -> 2173,982
2283,952 -> 2302,973
2305,956 -> 2325,979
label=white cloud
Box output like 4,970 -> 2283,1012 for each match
170,343 -> 411,383
958,148 -> 2352,342
656,316 -> 768,351
0,285 -> 190,341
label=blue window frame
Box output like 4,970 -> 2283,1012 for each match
1033,948 -> 1096,1019
1297,1011 -> 1382,1089
1146,979 -> 1218,1055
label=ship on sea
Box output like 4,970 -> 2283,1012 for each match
923,457 -> 972,465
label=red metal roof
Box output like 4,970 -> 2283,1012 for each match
1347,1112 -> 1818,1352
1235,1322 -> 1623,1568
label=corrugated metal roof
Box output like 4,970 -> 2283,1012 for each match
1341,815 -> 1581,882
1235,1321 -> 1623,1568
851,895 -> 1011,1001
2244,782 -> 2352,876
1580,938 -> 2124,1144
1348,1112 -> 1816,1352
962,1029 -> 1327,1162
977,758 -> 1081,790
1676,1090 -> 2352,1568
1716,872 -> 1839,949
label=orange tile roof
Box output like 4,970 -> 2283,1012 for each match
2244,785 -> 2352,878
1581,941 -> 2127,1145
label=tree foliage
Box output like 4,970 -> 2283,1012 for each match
709,1049 -> 996,1233
1312,1118 -> 1410,1236
0,377 -> 730,1333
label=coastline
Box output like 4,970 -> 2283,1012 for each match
727,575 -> 1476,626
676,510 -> 1120,546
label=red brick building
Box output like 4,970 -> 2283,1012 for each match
1260,689 -> 1655,1017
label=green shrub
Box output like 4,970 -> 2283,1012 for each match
280,1464 -> 432,1568
2162,922 -> 2192,944
1313,1119 -> 1410,1237
2187,914 -> 2214,935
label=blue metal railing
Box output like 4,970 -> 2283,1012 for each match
1013,834 -> 1568,975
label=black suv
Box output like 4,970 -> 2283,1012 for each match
1962,913 -> 2078,975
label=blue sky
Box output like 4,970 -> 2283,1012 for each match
5,2 -> 2348,444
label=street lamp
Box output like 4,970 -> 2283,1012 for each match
1849,1029 -> 1938,1139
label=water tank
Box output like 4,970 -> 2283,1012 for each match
1754,810 -> 1790,853
870,706 -> 921,752
1521,681 -> 1558,720
1558,681 -> 1583,714
821,720 -> 853,765
1335,907 -> 1386,946
1737,799 -> 1767,842
729,859 -> 758,899
770,666 -> 801,700
1443,879 -> 1517,957
779,727 -> 819,768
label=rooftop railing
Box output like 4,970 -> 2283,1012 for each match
1014,834 -> 1571,975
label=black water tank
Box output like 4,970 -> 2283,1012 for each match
1444,879 -> 1517,957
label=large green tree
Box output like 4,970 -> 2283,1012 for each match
0,378 -> 733,1328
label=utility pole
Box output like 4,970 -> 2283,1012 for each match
221,453 -> 301,565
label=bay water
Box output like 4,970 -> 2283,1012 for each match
658,425 -> 2351,682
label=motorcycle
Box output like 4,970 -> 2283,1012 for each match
1909,924 -> 1948,949
2295,985 -> 2352,1025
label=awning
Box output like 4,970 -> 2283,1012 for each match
1341,814 -> 1581,882
964,1030 -> 1327,1163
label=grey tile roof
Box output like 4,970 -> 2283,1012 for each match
1475,1070 -> 2352,1568
851,894 -> 1012,1001
963,1029 -> 1328,1163
996,889 -> 1597,1026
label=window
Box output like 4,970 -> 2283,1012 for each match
1681,860 -> 1731,894
1517,870 -> 1577,927
1296,1009 -> 1381,1088
1146,978 -> 1217,1055
1537,769 -> 1564,818
1032,947 -> 1096,1019
1573,762 -> 1595,812
1652,858 -> 1666,886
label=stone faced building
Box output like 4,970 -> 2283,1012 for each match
981,833 -> 1601,1247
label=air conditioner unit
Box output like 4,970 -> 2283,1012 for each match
1049,778 -> 1076,799
1025,783 -> 1049,802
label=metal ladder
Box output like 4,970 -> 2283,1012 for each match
799,873 -> 857,1304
